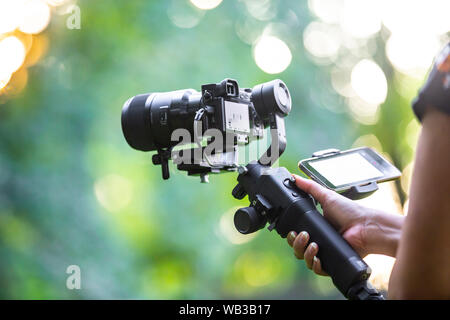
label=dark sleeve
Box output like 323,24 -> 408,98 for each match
412,43 -> 450,122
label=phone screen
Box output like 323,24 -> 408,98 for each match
308,152 -> 384,187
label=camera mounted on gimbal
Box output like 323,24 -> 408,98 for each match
121,78 -> 291,182
121,78 -> 386,300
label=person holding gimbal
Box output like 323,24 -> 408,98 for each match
288,43 -> 450,299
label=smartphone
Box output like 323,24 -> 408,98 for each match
298,147 -> 401,192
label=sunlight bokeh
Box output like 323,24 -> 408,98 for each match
340,0 -> 382,39
0,0 -> 24,34
167,0 -> 205,29
19,0 -> 51,34
218,207 -> 258,245
386,33 -> 441,78
253,35 -> 292,74
190,0 -> 222,10
94,174 -> 134,213
351,59 -> 387,105
0,36 -> 26,75
304,0 -> 450,130
308,0 -> 342,24
0,0 -> 78,99
303,22 -> 340,60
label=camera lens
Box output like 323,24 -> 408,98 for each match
121,80 -> 292,154
121,93 -> 157,151
121,89 -> 202,152
251,79 -> 291,120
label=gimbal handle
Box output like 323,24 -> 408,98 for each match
232,162 -> 384,300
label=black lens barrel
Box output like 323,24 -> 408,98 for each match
121,79 -> 291,153
121,90 -> 201,152
121,93 -> 156,151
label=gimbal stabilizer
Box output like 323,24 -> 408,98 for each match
121,78 -> 384,300
232,163 -> 384,300
232,119 -> 384,300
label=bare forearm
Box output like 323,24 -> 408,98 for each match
389,109 -> 450,299
364,209 -> 404,257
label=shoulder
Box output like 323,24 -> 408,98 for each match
412,43 -> 450,122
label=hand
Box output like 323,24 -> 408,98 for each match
286,175 -> 378,276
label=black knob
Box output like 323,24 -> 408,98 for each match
152,154 -> 161,165
232,183 -> 247,200
234,207 -> 267,234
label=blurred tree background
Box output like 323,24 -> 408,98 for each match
0,0 -> 448,299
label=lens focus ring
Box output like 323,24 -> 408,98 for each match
121,93 -> 157,151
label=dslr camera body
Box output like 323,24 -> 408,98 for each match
121,78 -> 291,181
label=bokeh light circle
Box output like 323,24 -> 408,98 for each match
253,36 -> 292,74
340,0 -> 381,39
168,0 -> 205,29
308,0 -> 343,24
386,33 -> 440,78
19,0 -> 51,34
244,0 -> 277,21
4,67 -> 28,95
94,174 -> 133,212
351,59 -> 387,105
0,0 -> 25,34
190,0 -> 222,10
0,72 -> 12,91
381,0 -> 450,35
303,22 -> 340,59
0,36 -> 26,75
44,0 -> 70,6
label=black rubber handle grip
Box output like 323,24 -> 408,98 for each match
276,198 -> 371,297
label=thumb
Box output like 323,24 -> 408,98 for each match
292,174 -> 335,205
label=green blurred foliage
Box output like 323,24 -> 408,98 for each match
0,0 -> 422,299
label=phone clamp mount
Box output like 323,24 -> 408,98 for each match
232,141 -> 384,300
310,148 -> 379,200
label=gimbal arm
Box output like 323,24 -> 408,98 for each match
258,114 -> 287,166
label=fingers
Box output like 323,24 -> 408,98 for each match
293,231 -> 309,260
287,231 -> 297,247
287,230 -> 328,276
304,242 -> 328,276
292,175 -> 334,206
304,242 -> 318,269
312,256 -> 328,276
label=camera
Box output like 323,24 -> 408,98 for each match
121,78 -> 291,181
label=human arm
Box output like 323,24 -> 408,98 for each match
388,107 -> 450,299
